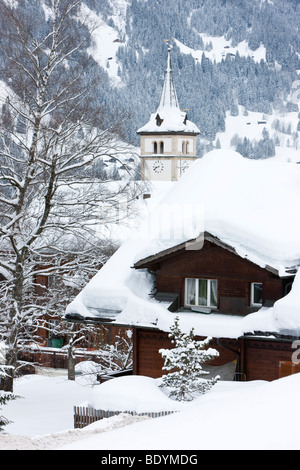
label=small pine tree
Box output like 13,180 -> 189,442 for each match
0,391 -> 18,431
159,317 -> 220,401
0,344 -> 19,429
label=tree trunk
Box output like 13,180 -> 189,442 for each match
0,351 -> 16,393
67,345 -> 76,381
0,371 -> 14,393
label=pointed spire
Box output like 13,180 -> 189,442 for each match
136,44 -> 200,135
158,47 -> 179,110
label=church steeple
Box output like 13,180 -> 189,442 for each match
158,47 -> 179,110
137,46 -> 200,182
137,47 -> 199,135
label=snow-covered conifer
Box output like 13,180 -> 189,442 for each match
159,317 -> 219,401
0,342 -> 19,430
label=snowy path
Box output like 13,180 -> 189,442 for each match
0,414 -> 149,450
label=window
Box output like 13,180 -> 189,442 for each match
181,141 -> 190,155
251,282 -> 263,306
160,141 -> 164,154
153,142 -> 158,154
185,278 -> 218,308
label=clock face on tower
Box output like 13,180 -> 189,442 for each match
143,159 -> 171,180
177,159 -> 191,176
152,160 -> 164,173
181,161 -> 190,173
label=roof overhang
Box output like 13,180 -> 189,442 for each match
133,231 -> 287,277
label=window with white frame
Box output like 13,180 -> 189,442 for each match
185,278 -> 218,308
251,282 -> 263,306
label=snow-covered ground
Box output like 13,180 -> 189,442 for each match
82,2 -> 127,87
2,371 -> 300,450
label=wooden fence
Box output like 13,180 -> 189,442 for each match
73,406 -> 177,429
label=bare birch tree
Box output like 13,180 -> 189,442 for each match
0,0 -> 144,391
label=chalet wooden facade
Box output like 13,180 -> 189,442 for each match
134,234 -> 293,314
133,328 -> 300,381
130,233 -> 297,381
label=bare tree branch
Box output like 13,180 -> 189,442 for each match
0,0 -> 145,391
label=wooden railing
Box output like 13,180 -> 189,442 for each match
73,406 -> 177,429
19,346 -> 114,371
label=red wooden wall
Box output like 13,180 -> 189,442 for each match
133,328 -> 298,382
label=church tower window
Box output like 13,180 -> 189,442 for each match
160,141 -> 164,154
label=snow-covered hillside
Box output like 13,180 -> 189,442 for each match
82,2 -> 127,87
83,0 -> 300,159
1,0 -> 299,151
175,35 -> 266,64
215,107 -> 299,163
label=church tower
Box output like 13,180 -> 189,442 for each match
137,47 -> 200,181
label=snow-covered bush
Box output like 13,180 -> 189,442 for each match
159,317 -> 220,401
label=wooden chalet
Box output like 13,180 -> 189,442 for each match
65,150 -> 300,383
66,229 -> 299,382
131,232 -> 297,381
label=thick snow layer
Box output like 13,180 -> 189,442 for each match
86,376 -> 183,413
3,372 -> 300,450
137,106 -> 200,134
270,270 -> 300,333
141,149 -> 300,271
64,373 -> 300,451
66,150 -> 300,337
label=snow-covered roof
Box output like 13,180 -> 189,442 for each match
66,150 -> 300,338
137,48 -> 200,135
137,107 -> 200,135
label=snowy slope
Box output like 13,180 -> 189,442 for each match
82,2 -> 127,87
175,35 -> 266,64
215,107 -> 299,163
174,36 -> 299,161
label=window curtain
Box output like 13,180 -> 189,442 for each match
186,279 -> 196,305
210,280 -> 218,307
253,283 -> 262,304
186,279 -> 218,308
